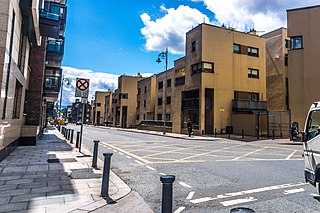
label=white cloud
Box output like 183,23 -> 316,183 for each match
60,66 -> 119,107
140,5 -> 210,54
202,0 -> 320,33
59,67 -> 154,107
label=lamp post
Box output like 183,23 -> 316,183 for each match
59,75 -> 70,118
156,48 -> 168,134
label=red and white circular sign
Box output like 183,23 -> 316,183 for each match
76,78 -> 89,91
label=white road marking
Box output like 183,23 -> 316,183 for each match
126,156 -> 132,159
118,152 -> 124,155
190,197 -> 217,204
135,160 -> 144,165
146,166 -> 156,171
178,182 -> 192,189
107,147 -> 112,150
283,188 -> 305,195
216,182 -> 308,199
173,206 -> 186,213
186,191 -> 195,200
103,145 -> 107,148
220,197 -> 257,207
112,149 -> 118,153
311,193 -> 319,197
159,173 -> 167,176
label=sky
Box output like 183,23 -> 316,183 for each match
60,0 -> 320,107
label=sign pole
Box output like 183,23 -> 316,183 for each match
79,98 -> 86,153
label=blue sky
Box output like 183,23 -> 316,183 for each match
60,0 -> 319,107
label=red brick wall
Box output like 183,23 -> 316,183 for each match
25,37 -> 47,125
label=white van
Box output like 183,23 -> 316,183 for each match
303,101 -> 320,193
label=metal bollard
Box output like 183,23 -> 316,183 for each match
272,130 -> 275,140
160,175 -> 175,213
214,128 -> 217,137
64,128 -> 67,138
228,132 -> 231,139
70,129 -> 74,144
92,140 -> 100,168
242,129 -> 244,139
68,129 -> 71,140
101,152 -> 113,197
62,126 -> 65,135
76,131 -> 80,148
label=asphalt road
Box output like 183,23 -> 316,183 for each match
69,124 -> 320,212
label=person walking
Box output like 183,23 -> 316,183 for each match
187,119 -> 192,137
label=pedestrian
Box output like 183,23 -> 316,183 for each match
187,119 -> 192,137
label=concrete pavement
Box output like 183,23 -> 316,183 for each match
0,126 -> 153,213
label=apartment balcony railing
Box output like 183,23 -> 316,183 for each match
46,37 -> 64,61
232,100 -> 267,112
39,1 -> 67,38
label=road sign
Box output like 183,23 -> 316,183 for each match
75,78 -> 90,98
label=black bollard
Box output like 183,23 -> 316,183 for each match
64,128 -> 67,138
62,126 -> 65,135
76,131 -> 80,148
70,129 -> 74,144
101,152 -> 113,197
92,140 -> 100,168
242,129 -> 244,139
272,130 -> 275,140
214,128 -> 217,137
228,132 -> 231,139
68,129 -> 72,140
160,175 -> 175,213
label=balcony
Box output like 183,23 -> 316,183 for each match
39,1 -> 66,38
43,67 -> 62,101
232,100 -> 267,112
46,37 -> 64,61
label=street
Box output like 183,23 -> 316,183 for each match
70,124 -> 320,212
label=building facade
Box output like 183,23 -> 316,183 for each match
287,5 -> 320,128
92,91 -> 111,125
136,75 -> 156,122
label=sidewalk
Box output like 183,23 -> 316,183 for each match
0,126 -> 152,213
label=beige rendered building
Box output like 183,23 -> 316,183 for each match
104,92 -> 113,124
112,75 -> 144,128
136,75 -> 156,122
263,28 -> 289,111
287,5 -> 320,127
152,24 -> 267,136
92,91 -> 112,125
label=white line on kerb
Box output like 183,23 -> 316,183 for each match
283,188 -> 305,195
186,191 -> 195,200
220,197 -> 257,207
179,182 -> 192,189
135,160 -> 144,165
107,147 -> 112,150
118,152 -> 124,155
126,156 -> 132,159
190,197 -> 217,204
146,166 -> 156,171
112,149 -> 118,153
159,173 -> 167,176
173,206 -> 186,213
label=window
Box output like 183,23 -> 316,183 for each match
285,39 -> 290,49
158,98 -> 162,106
233,44 -> 241,53
157,114 -> 162,121
248,47 -> 259,57
13,80 -> 23,119
306,109 -> 320,140
234,91 -> 259,101
175,76 -> 185,86
166,96 -> 171,105
136,115 -> 139,120
144,100 -> 146,107
119,93 -> 128,99
138,88 -> 141,95
167,79 -> 171,87
158,81 -> 163,89
143,114 -> 146,120
285,54 -> 288,66
96,103 -> 101,107
248,68 -> 259,78
144,86 -> 147,93
191,41 -> 196,52
192,62 -> 214,75
18,28 -> 27,73
290,36 -> 303,49
137,101 -> 140,109
166,114 -> 171,121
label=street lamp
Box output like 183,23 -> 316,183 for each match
156,48 -> 168,134
59,74 -> 70,117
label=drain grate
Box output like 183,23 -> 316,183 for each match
47,158 -> 77,163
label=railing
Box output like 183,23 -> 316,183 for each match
40,9 -> 59,21
47,39 -> 64,55
232,100 -> 267,111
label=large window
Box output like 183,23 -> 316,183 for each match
175,76 -> 185,86
233,44 -> 241,54
191,41 -> 196,52
158,98 -> 162,106
248,47 -> 259,57
119,93 -> 128,99
166,96 -> 171,105
290,36 -> 303,49
167,79 -> 171,87
191,62 -> 214,75
248,68 -> 259,79
157,114 -> 162,120
158,81 -> 163,89
13,80 -> 23,119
